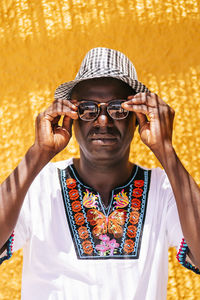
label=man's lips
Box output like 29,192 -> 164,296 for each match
89,134 -> 118,140
88,134 -> 119,145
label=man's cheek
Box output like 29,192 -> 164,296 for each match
73,121 -> 88,141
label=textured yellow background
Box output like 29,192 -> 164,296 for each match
0,0 -> 200,299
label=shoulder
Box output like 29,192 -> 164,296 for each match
137,164 -> 172,195
137,165 -> 168,182
38,157 -> 73,176
28,157 -> 74,192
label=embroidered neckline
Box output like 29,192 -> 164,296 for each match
59,164 -> 151,259
69,163 -> 138,190
69,164 -> 138,214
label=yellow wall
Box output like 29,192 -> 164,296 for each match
0,0 -> 200,299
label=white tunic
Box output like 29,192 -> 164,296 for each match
0,158 -> 192,300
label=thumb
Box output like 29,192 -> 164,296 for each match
62,116 -> 73,136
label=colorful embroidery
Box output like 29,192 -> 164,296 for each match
114,189 -> 129,208
74,212 -> 85,226
71,201 -> 82,212
96,235 -> 119,256
87,209 -> 126,238
134,180 -> 144,187
0,232 -> 14,265
68,189 -> 79,200
82,240 -> 93,255
131,198 -> 141,210
127,225 -> 137,238
83,189 -> 98,208
59,164 -> 151,259
132,188 -> 143,198
66,178 -> 77,189
78,226 -> 89,239
123,239 -> 135,253
176,238 -> 200,274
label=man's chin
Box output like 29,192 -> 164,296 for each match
88,145 -> 121,161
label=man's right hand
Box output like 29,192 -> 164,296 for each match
34,99 -> 78,157
0,98 -> 79,250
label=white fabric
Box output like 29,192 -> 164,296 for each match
7,158 -> 183,300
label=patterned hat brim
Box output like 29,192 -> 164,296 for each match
54,75 -> 150,100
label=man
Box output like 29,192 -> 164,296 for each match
0,47 -> 199,300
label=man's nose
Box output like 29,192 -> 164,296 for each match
94,105 -> 112,126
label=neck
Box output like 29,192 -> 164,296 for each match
73,150 -> 134,193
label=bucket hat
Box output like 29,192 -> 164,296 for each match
54,47 -> 150,100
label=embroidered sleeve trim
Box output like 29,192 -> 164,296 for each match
0,232 -> 14,265
176,238 -> 200,274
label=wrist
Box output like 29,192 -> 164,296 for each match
151,143 -> 176,168
28,144 -> 54,170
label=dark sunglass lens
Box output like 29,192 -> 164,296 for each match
78,102 -> 98,121
108,101 -> 129,119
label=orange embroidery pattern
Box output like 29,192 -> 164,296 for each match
132,188 -> 143,198
129,210 -> 140,224
78,226 -> 89,239
71,201 -> 82,212
74,212 -> 85,226
123,239 -> 135,253
134,180 -> 144,188
127,225 -> 137,238
131,198 -> 141,210
66,178 -> 77,189
82,240 -> 93,255
69,189 -> 79,200
87,209 -> 126,238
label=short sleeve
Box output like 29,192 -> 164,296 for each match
0,186 -> 32,264
158,168 -> 200,275
0,159 -> 70,265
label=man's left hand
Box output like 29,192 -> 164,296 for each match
122,93 -> 175,155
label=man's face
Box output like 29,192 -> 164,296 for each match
71,78 -> 137,163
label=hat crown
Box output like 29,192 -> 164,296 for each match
54,47 -> 149,101
75,47 -> 138,80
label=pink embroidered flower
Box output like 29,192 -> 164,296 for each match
96,244 -> 109,256
108,239 -> 119,255
96,235 -> 119,256
99,234 -> 110,244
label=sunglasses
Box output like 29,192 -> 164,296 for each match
77,100 -> 129,121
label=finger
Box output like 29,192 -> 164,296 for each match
44,99 -> 78,121
36,112 -> 54,140
135,112 -> 148,129
51,116 -> 61,126
157,105 -> 174,141
122,102 -> 156,116
62,115 -> 73,136
124,93 -> 163,108
54,99 -> 78,112
44,111 -> 78,122
55,99 -> 78,110
54,126 -> 71,141
127,94 -> 138,100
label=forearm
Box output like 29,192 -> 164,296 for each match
0,144 -> 52,249
155,146 -> 200,267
